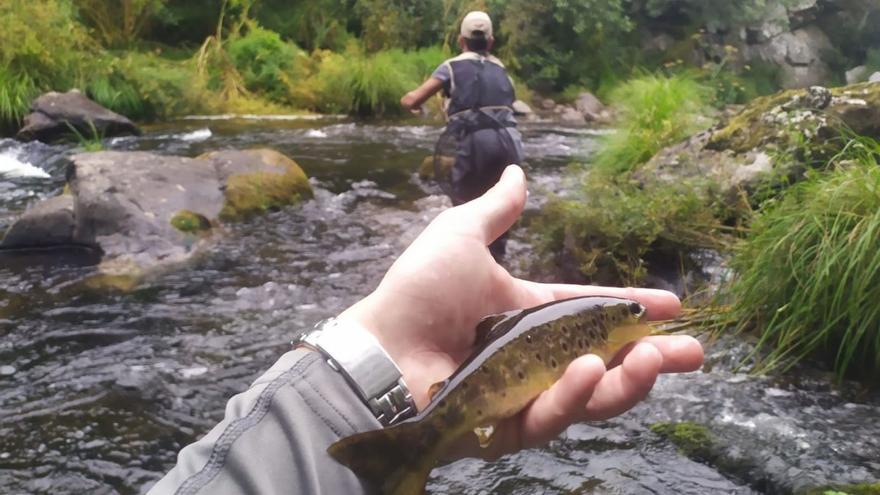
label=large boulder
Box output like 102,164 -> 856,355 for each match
747,26 -> 833,89
636,83 -> 880,202
1,148 -> 312,283
15,90 -> 141,143
574,92 -> 609,123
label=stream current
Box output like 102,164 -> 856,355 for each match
0,118 -> 877,494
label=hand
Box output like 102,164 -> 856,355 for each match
340,165 -> 704,459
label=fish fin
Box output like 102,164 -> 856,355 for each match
473,424 -> 496,448
328,422 -> 437,495
427,380 -> 448,401
475,309 -> 523,344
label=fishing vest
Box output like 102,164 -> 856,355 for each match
439,52 -> 515,120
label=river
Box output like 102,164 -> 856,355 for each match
0,119 -> 877,494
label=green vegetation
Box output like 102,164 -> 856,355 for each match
805,483 -> 880,495
593,73 -> 713,175
726,137 -> 880,381
650,422 -> 716,461
536,171 -> 726,285
170,210 -> 212,233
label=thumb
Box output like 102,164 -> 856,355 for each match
455,165 -> 527,245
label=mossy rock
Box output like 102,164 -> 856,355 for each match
170,209 -> 212,234
418,154 -> 454,181
709,83 -> 880,154
800,483 -> 880,495
199,148 -> 314,221
650,421 -> 717,462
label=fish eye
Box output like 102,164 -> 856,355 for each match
629,302 -> 643,315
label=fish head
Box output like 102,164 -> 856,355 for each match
560,297 -> 651,364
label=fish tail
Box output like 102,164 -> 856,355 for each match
328,422 -> 437,495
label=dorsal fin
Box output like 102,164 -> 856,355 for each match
474,309 -> 522,344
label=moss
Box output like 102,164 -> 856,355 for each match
418,154 -> 454,181
708,89 -> 803,153
801,483 -> 880,495
170,209 -> 211,233
214,149 -> 314,221
709,83 -> 880,155
650,421 -> 716,461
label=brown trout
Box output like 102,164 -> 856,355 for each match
328,296 -> 650,494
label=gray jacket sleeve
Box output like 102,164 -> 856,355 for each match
147,349 -> 379,495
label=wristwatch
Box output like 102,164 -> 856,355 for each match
295,318 -> 417,427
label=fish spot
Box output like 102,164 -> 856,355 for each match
535,352 -> 543,362
517,370 -> 525,381
550,358 -> 558,369
525,334 -> 533,344
561,325 -> 570,336
562,342 -> 569,353
577,339 -> 585,350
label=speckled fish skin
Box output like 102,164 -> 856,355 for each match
328,296 -> 650,495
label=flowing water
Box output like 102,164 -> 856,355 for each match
0,119 -> 877,494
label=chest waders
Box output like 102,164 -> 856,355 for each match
432,56 -> 520,206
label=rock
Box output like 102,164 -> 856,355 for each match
512,100 -> 534,116
846,66 -> 869,85
558,106 -> 587,125
637,82 -> 880,203
198,148 -> 313,221
1,195 -> 75,248
749,26 -> 833,88
69,151 -> 224,273
15,90 -> 140,143
574,92 -> 607,122
870,72 -> 880,84
540,98 -> 557,111
1,148 -> 312,284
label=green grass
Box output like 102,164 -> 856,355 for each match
0,68 -> 39,132
593,73 -> 713,175
535,171 -> 727,285
292,44 -> 447,116
727,136 -> 880,381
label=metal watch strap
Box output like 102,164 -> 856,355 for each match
297,318 -> 417,426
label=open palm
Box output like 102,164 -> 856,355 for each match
341,165 -> 703,460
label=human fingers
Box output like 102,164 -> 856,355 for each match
517,354 -> 607,449
513,280 -> 682,321
631,335 -> 703,373
582,342 -> 664,421
447,165 -> 527,245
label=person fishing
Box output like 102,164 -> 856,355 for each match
147,165 -> 704,494
401,11 -> 524,261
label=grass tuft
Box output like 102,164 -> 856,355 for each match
594,73 -> 713,175
727,136 -> 880,381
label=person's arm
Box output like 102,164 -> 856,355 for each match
400,77 -> 444,112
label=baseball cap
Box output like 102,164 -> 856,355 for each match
460,11 -> 493,39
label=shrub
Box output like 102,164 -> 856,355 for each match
728,137 -> 880,381
0,0 -> 97,129
293,44 -> 446,116
227,25 -> 308,104
593,73 -> 713,175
